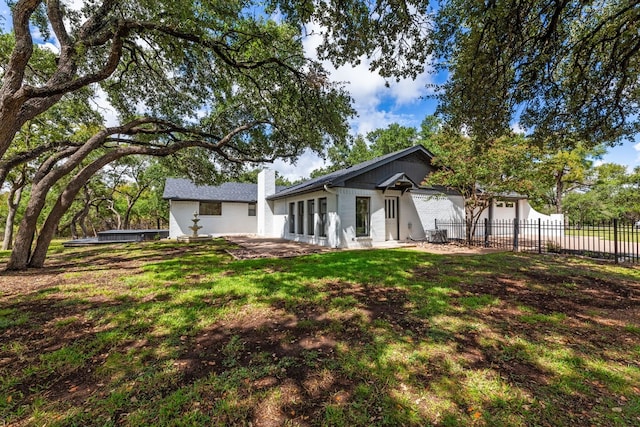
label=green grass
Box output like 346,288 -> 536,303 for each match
0,239 -> 639,426
564,226 -> 640,242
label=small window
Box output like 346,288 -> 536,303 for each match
495,201 -> 504,208
248,203 -> 256,216
297,201 -> 304,234
355,197 -> 370,237
505,201 -> 515,208
289,202 -> 295,233
307,199 -> 315,235
319,197 -> 327,237
200,201 -> 221,215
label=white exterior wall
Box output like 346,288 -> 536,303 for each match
336,188 -> 381,248
270,188 -> 467,249
519,200 -> 564,223
472,199 -> 565,237
169,200 -> 257,238
477,199 -> 564,223
272,190 -> 340,248
408,191 -> 465,238
335,188 -> 465,248
257,170 -> 276,237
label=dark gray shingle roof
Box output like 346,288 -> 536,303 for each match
163,178 -> 258,202
164,145 -> 435,202
267,145 -> 433,200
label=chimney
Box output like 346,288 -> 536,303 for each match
257,169 -> 276,236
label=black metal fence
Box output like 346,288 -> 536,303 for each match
433,218 -> 640,264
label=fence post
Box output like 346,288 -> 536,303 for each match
484,218 -> 489,247
538,218 -> 542,254
435,219 -> 438,230
513,218 -> 519,252
614,219 -> 619,264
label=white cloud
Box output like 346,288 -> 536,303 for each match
270,149 -> 326,181
301,22 -> 434,134
351,110 -> 418,136
268,24 -> 436,180
40,42 -> 60,54
63,0 -> 85,11
91,86 -> 119,127
510,122 -> 527,135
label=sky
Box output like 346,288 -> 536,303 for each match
1,3 -> 638,181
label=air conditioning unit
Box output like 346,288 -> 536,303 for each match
427,229 -> 448,243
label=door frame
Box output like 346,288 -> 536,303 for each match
384,196 -> 400,241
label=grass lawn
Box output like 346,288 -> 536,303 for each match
564,226 -> 640,243
0,239 -> 639,426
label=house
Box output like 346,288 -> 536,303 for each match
163,145 -> 561,248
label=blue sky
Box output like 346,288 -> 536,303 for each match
2,2 -> 638,181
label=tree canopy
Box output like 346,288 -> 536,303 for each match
433,0 -> 640,148
0,0 -> 358,269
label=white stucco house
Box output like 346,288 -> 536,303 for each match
163,145 -> 561,248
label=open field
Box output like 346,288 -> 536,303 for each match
1,239 -> 639,426
564,226 -> 640,243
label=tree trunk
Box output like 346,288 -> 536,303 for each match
6,120 -> 157,269
106,199 -> 122,230
2,184 -> 23,250
28,151 -> 127,268
79,216 -> 90,238
123,199 -> 132,230
555,175 -> 564,214
122,188 -> 146,230
28,141 -> 188,268
5,173 -> 55,269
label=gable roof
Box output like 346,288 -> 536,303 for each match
163,145 -> 437,203
268,145 -> 434,200
163,178 -> 259,202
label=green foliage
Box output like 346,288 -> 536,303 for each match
424,132 -> 539,231
528,144 -> 605,214
563,164 -> 640,223
273,0 -> 433,79
433,0 -> 640,147
366,123 -> 419,156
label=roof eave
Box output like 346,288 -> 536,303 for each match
267,183 -> 336,200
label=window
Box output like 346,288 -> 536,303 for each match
355,197 -> 370,237
200,201 -> 221,215
289,203 -> 295,233
307,199 -> 315,235
505,201 -> 515,208
248,203 -> 256,216
297,201 -> 304,234
319,197 -> 327,237
495,201 -> 504,208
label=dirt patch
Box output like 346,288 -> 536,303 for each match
224,235 -> 505,259
412,240 -> 509,255
224,236 -> 335,259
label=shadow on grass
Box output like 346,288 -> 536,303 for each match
1,241 -> 639,426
